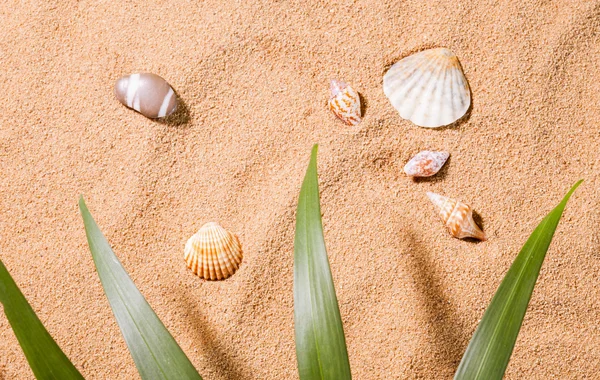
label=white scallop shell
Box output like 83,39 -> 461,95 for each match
383,48 -> 470,128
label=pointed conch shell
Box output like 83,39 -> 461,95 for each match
184,222 -> 243,280
383,48 -> 470,128
114,73 -> 178,118
427,192 -> 486,241
404,151 -> 449,177
328,79 -> 362,126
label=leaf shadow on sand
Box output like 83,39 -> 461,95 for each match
175,289 -> 251,380
403,230 -> 470,375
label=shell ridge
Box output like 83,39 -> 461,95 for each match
219,235 -> 237,275
212,227 -> 226,280
394,56 -> 443,122
415,56 -> 447,126
203,231 -> 211,279
190,239 -> 199,273
451,63 -> 466,120
452,61 -> 470,117
386,55 -> 423,88
440,57 -> 455,126
396,65 -> 432,121
207,229 -> 218,280
433,53 -> 455,126
394,54 -> 439,100
446,63 -> 458,122
212,242 -> 225,280
205,235 -> 213,280
384,57 -> 422,97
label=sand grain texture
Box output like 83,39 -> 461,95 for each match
1,0 -> 600,379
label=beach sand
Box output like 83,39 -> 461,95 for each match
1,0 -> 599,378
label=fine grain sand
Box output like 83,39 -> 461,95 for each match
1,0 -> 600,379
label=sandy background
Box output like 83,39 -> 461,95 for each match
1,0 -> 600,378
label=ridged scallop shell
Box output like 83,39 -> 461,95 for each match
114,73 -> 178,118
404,151 -> 449,177
184,222 -> 243,280
427,192 -> 486,241
383,48 -> 470,128
328,79 -> 362,126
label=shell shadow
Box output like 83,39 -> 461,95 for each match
468,210 -> 488,243
404,230 -> 469,373
412,155 -> 452,183
175,288 -> 250,379
359,92 -> 367,119
156,95 -> 191,128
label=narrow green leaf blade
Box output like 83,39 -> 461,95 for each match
455,180 -> 583,380
0,258 -> 84,379
294,145 -> 352,380
79,197 -> 202,380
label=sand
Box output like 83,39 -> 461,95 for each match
1,0 -> 600,378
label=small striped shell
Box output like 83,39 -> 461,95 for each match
184,222 -> 243,280
328,79 -> 362,126
114,73 -> 178,118
427,192 -> 486,241
404,151 -> 449,177
383,48 -> 470,128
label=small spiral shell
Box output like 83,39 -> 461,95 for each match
404,151 -> 449,177
328,79 -> 362,126
184,222 -> 243,280
427,192 -> 486,241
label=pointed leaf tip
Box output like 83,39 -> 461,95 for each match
78,196 -> 86,211
81,202 -> 202,380
294,146 -> 351,380
561,180 -> 583,203
454,180 -> 582,380
310,144 -> 319,164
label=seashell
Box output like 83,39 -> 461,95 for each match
427,192 -> 486,241
328,79 -> 362,126
404,151 -> 449,177
114,73 -> 178,118
184,222 -> 243,280
383,48 -> 470,128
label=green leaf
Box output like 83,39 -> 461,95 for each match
79,197 -> 202,380
293,145 -> 352,380
0,258 -> 84,379
454,180 -> 583,380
